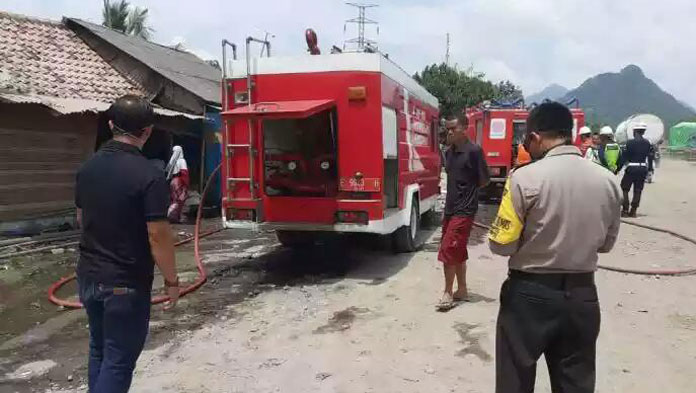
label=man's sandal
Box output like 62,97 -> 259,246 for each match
436,293 -> 456,311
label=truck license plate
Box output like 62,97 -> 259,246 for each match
340,177 -> 381,192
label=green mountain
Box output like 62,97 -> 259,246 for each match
526,84 -> 568,104
562,65 -> 695,128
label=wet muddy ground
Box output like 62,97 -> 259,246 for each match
0,215 -> 453,392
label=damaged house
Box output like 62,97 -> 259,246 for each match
0,12 -> 222,235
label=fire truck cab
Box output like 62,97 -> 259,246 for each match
221,52 -> 441,252
465,101 -> 585,198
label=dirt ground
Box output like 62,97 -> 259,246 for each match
1,158 -> 695,393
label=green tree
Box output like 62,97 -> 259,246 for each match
494,80 -> 524,102
102,0 -> 153,40
414,63 -> 498,118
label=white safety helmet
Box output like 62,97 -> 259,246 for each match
632,122 -> 648,131
599,126 -> 613,136
579,126 -> 592,136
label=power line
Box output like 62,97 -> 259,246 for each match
344,2 -> 379,52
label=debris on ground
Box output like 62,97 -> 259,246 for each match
315,372 -> 332,381
3,360 -> 57,381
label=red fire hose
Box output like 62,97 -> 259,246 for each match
474,219 -> 696,276
47,164 -> 224,308
47,161 -> 694,308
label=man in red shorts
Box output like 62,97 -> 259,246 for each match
437,112 -> 490,311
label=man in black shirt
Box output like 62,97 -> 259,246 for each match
437,112 -> 490,310
75,95 -> 179,393
616,123 -> 654,217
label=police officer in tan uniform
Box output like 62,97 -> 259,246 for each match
488,102 -> 622,393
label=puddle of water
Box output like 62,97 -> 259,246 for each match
313,306 -> 370,334
453,322 -> 492,362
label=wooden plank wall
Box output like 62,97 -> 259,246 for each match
0,103 -> 97,222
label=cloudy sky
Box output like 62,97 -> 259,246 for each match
5,0 -> 696,106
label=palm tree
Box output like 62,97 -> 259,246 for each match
102,0 -> 153,40
126,6 -> 152,40
102,0 -> 129,32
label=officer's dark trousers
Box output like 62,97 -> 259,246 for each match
621,166 -> 648,211
496,270 -> 600,393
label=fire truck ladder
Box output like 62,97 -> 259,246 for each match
221,39 -> 253,203
221,37 -> 271,204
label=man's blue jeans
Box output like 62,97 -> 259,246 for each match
78,278 -> 151,393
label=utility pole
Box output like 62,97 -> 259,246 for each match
445,33 -> 451,65
344,2 -> 378,52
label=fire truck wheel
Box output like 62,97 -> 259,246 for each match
393,197 -> 420,253
421,208 -> 442,229
276,230 -> 316,248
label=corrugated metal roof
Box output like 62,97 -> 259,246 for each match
0,92 -> 204,119
67,18 -> 221,105
0,11 -> 144,102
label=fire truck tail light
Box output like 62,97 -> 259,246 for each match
348,86 -> 367,101
227,209 -> 255,221
336,211 -> 369,225
489,167 -> 506,177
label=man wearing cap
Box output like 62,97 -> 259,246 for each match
488,102 -> 622,393
75,95 -> 180,392
616,123 -> 654,217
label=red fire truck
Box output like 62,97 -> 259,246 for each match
465,100 -> 585,198
220,39 -> 441,252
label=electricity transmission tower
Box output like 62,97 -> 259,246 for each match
445,33 -> 451,65
344,3 -> 379,52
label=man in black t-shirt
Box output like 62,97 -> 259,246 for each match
75,95 -> 179,392
437,113 -> 490,311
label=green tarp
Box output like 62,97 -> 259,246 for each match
669,122 -> 696,149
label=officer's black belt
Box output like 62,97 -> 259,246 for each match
508,269 -> 595,289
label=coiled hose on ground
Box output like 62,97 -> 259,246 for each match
473,219 -> 696,276
47,164 -> 224,308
